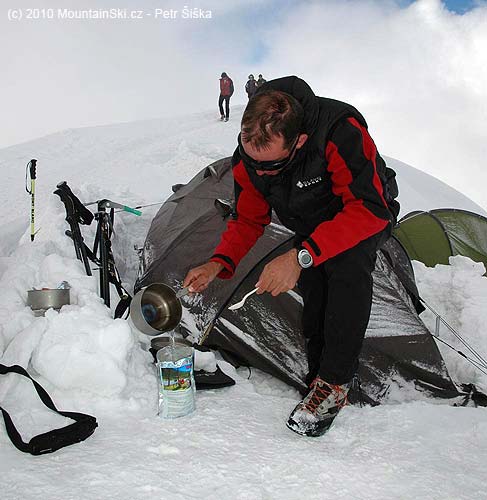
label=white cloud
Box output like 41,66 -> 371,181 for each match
259,0 -> 487,209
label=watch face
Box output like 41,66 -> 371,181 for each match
298,249 -> 313,268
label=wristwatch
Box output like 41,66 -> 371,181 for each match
297,248 -> 313,268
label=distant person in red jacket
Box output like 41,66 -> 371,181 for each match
184,76 -> 399,437
219,72 -> 234,122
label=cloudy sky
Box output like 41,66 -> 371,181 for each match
1,0 -> 486,209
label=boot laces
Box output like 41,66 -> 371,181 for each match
304,377 -> 349,413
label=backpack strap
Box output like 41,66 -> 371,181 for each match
0,364 -> 97,455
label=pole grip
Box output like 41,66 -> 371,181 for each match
29,159 -> 37,180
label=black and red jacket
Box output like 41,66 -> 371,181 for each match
220,77 -> 234,97
211,76 -> 399,279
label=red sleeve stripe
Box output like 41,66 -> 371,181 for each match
234,161 -> 271,228
348,117 -> 387,208
211,160 -> 271,278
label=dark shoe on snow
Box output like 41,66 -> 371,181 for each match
220,115 -> 225,121
224,117 -> 229,122
286,377 -> 349,437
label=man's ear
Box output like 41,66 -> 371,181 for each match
296,133 -> 308,149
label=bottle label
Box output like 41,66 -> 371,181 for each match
159,356 -> 193,391
157,355 -> 195,418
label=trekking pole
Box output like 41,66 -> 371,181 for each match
25,159 -> 38,241
93,199 -> 141,307
54,181 -> 94,276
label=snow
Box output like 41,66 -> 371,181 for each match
194,349 -> 217,373
413,256 -> 487,391
385,157 -> 487,216
1,109 -> 487,500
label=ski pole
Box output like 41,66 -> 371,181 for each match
25,159 -> 37,241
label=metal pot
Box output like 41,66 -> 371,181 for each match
27,288 -> 70,312
130,283 -> 182,336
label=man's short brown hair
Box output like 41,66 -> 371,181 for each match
241,90 -> 304,151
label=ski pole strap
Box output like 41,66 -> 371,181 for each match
0,364 -> 98,455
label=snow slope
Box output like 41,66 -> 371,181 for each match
0,109 -> 486,500
0,106 -> 484,236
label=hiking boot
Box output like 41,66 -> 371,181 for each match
224,117 -> 229,122
286,377 -> 349,437
220,115 -> 225,121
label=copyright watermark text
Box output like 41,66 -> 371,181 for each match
7,7 -> 212,21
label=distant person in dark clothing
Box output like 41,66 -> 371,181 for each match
245,74 -> 258,100
257,74 -> 266,88
219,72 -> 234,122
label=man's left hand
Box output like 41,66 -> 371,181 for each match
256,249 -> 302,297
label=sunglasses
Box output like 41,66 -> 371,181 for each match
238,133 -> 300,172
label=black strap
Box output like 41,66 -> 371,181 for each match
458,383 -> 487,407
114,294 -> 131,319
0,364 -> 97,455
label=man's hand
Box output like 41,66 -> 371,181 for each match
256,249 -> 301,297
183,261 -> 224,293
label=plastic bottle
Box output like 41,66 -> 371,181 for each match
156,335 -> 196,418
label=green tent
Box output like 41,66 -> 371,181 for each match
393,209 -> 487,271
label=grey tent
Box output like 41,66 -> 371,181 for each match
136,157 -> 462,403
